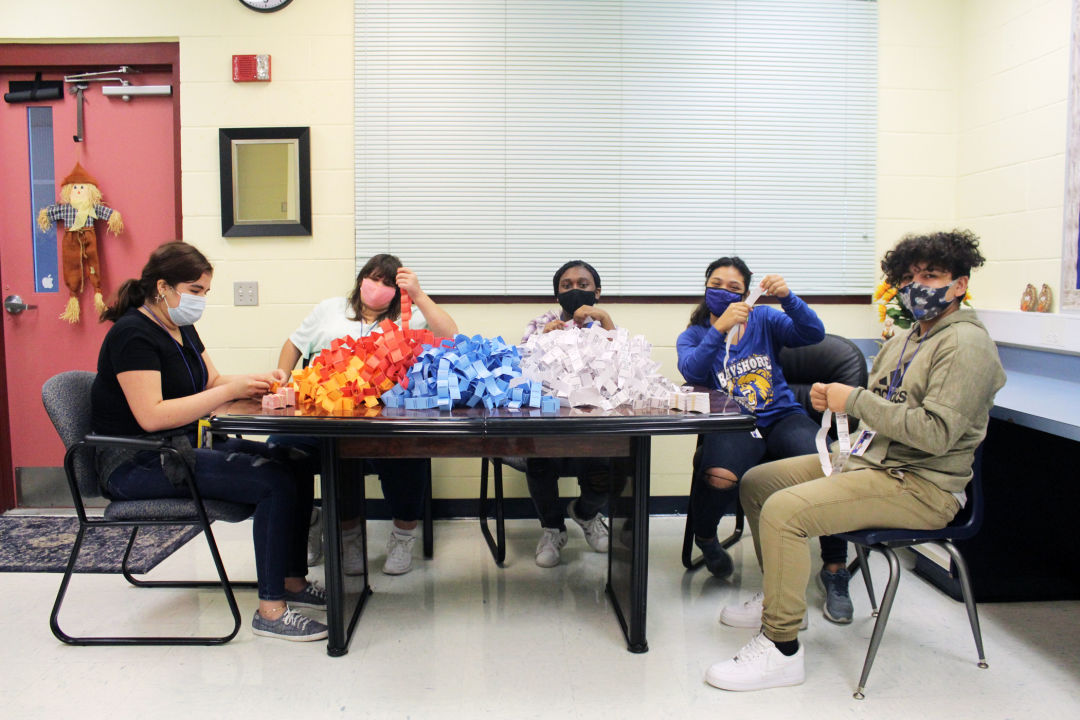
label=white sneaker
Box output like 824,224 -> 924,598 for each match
535,527 -> 568,568
306,507 -> 323,566
342,528 -> 366,576
383,530 -> 415,575
719,592 -> 808,630
705,632 -> 805,691
568,499 -> 610,553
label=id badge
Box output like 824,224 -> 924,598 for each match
197,418 -> 213,449
850,429 -> 876,456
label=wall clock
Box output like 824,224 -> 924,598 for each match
238,0 -> 293,13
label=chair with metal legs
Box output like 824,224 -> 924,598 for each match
833,447 -> 988,699
42,370 -> 257,646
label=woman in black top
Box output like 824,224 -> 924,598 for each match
92,241 -> 327,642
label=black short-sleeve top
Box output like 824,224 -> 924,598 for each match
91,308 -> 207,437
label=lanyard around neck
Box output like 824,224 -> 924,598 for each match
886,330 -> 923,401
143,306 -> 206,395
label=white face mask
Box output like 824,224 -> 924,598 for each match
165,290 -> 206,326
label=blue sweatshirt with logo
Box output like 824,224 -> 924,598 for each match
676,293 -> 825,426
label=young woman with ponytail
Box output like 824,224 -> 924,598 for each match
92,241 -> 328,642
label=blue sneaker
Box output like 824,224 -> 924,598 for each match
819,567 -> 854,624
251,608 -> 328,642
283,580 -> 327,610
695,536 -> 734,579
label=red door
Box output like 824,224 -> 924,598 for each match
0,43 -> 181,509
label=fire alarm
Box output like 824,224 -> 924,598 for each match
232,54 -> 271,82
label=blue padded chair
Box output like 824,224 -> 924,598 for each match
42,371 -> 256,645
834,446 -> 988,699
682,333 -> 869,569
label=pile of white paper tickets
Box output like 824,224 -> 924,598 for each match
519,325 -> 679,410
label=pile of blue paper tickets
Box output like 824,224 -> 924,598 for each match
381,334 -> 561,412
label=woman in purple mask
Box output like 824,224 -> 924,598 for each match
275,254 -> 458,577
676,257 -> 851,620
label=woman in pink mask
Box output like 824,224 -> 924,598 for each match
275,254 -> 458,576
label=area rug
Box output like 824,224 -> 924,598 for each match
0,515 -> 201,574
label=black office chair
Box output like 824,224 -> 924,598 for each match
681,333 -> 869,569
834,447 -> 988,699
42,370 -> 256,645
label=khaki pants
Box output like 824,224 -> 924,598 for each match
740,454 -> 960,642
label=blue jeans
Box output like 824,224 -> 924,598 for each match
105,437 -> 313,601
267,435 -> 426,522
693,410 -> 847,564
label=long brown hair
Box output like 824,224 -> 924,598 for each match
101,241 -> 213,323
346,253 -> 403,323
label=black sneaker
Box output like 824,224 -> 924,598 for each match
695,536 -> 734,579
251,608 -> 328,642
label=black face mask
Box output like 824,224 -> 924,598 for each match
557,289 -> 597,317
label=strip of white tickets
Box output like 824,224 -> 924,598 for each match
724,283 -> 767,367
816,409 -> 851,477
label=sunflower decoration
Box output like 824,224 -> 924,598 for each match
873,281 -> 972,339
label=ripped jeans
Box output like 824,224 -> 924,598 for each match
104,436 -> 313,601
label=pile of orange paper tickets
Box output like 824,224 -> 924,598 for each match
288,291 -> 447,413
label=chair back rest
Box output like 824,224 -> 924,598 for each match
41,371 -> 100,498
948,443 -> 984,537
777,333 -> 868,426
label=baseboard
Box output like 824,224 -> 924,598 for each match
361,495 -> 692,521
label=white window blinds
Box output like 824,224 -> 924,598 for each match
354,0 -> 877,296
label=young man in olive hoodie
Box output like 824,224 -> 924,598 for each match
705,229 -> 1007,692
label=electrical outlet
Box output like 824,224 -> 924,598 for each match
234,281 -> 259,306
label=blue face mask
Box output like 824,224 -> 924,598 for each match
705,287 -> 743,317
898,280 -> 958,321
166,290 -> 206,326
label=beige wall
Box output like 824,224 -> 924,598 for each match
3,0 -> 1072,500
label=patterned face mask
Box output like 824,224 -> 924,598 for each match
898,279 -> 958,321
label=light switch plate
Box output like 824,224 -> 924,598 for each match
234,281 -> 259,306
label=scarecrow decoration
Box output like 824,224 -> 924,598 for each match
37,163 -> 124,323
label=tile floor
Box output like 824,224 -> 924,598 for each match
2,514 -> 1078,719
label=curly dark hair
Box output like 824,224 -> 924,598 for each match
881,229 -> 985,287
688,256 -> 753,327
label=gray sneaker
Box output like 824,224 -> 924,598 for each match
306,507 -> 324,566
819,566 -> 854,624
568,499 -> 610,553
251,608 -> 328,642
283,580 -> 326,610
343,528 -> 366,576
535,527 -> 568,568
383,530 -> 415,575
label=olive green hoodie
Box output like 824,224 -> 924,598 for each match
843,308 -> 1006,494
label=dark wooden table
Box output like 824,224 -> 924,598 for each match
210,394 -> 751,657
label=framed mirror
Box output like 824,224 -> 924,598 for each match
219,126 -> 311,237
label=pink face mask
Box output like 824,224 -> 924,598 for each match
361,277 -> 397,309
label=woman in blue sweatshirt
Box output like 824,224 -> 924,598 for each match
676,258 -> 851,622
